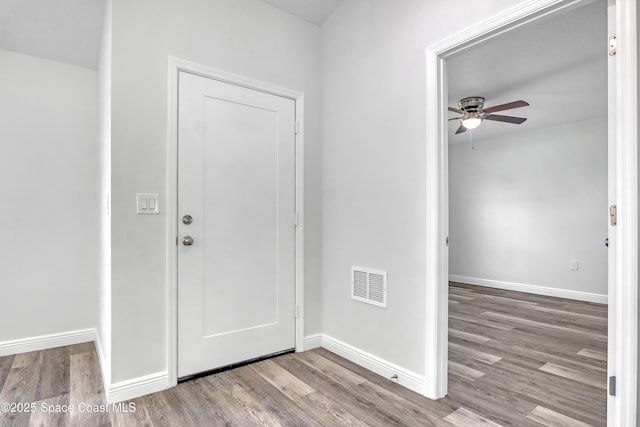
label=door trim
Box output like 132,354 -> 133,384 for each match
425,0 -> 637,424
165,56 -> 305,387
612,1 -> 638,425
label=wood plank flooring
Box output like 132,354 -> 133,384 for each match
447,283 -> 607,427
0,283 -> 607,426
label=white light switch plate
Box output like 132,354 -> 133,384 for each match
137,193 -> 159,214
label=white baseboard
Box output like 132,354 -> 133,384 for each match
449,275 -> 608,304
107,371 -> 169,403
304,333 -> 426,396
94,332 -> 169,403
94,332 -> 111,396
0,328 -> 96,357
303,333 -> 322,350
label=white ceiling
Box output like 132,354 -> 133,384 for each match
0,0 -> 604,123
0,0 -> 105,69
447,1 -> 607,143
0,0 -> 340,70
259,0 -> 343,26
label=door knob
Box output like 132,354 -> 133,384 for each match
182,236 -> 194,246
182,215 -> 193,225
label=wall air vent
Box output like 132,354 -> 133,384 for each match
351,266 -> 387,308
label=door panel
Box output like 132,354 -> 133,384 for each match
177,71 -> 296,378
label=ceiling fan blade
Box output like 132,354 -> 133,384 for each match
455,124 -> 468,134
483,100 -> 529,114
448,107 -> 464,114
448,117 -> 462,121
484,114 -> 527,124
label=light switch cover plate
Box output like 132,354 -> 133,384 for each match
137,193 -> 159,214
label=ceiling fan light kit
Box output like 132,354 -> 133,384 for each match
449,96 -> 529,135
461,113 -> 483,129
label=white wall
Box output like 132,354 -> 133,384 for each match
449,118 -> 608,300
636,2 -> 640,422
0,49 -> 98,341
320,0 -> 528,376
97,0 -> 112,385
108,0 -> 322,383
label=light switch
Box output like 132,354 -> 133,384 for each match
137,193 -> 159,214
569,259 -> 579,271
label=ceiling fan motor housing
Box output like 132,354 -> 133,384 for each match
458,96 -> 485,112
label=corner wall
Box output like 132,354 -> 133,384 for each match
0,49 -> 98,345
97,0 -> 112,385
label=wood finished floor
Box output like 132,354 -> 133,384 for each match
0,283 -> 607,426
447,283 -> 607,427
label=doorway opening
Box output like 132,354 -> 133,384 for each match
425,0 -> 638,424
447,3 -> 608,425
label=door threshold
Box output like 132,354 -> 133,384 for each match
178,348 -> 296,384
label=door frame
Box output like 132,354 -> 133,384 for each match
165,57 -> 305,386
425,0 -> 637,424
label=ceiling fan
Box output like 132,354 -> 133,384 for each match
449,96 -> 529,134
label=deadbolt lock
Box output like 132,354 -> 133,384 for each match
182,214 -> 193,225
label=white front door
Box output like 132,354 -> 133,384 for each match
177,71 -> 296,378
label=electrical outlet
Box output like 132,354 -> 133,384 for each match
569,259 -> 579,270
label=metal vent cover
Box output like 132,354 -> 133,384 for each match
351,266 -> 387,308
